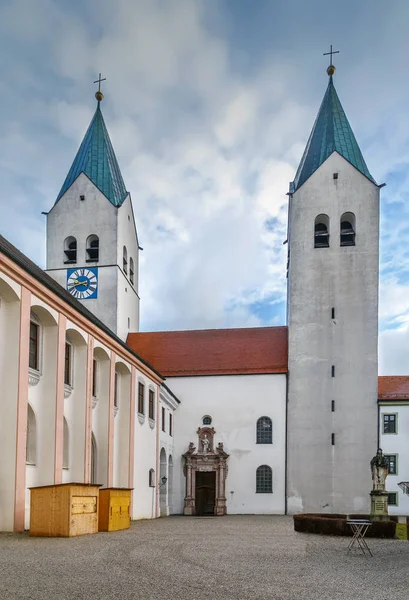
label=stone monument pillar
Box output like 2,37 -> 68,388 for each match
370,448 -> 389,521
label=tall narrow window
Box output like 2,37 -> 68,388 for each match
340,213 -> 356,246
130,257 -> 134,285
91,433 -> 97,484
383,414 -> 397,434
162,407 -> 166,432
29,321 -> 39,371
123,246 -> 128,274
138,382 -> 145,414
314,215 -> 329,248
149,389 -> 155,420
149,468 -> 155,487
331,365 -> 335,377
92,359 -> 98,397
63,417 -> 69,469
169,413 -> 173,437
86,234 -> 99,261
64,342 -> 71,386
256,416 -> 273,444
26,404 -> 36,465
384,454 -> 398,475
64,236 -> 77,263
114,372 -> 119,408
331,400 -> 335,412
331,433 -> 335,445
256,465 -> 272,493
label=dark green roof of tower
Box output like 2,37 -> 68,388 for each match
56,103 -> 128,207
291,76 -> 376,192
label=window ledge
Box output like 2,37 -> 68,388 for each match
138,413 -> 146,425
92,396 -> 98,410
28,368 -> 41,387
148,418 -> 155,429
62,467 -> 69,471
114,406 -> 119,417
26,462 -> 36,467
64,384 -> 73,399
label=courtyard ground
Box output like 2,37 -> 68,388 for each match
0,515 -> 408,600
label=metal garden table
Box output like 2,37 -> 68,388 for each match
346,520 -> 373,557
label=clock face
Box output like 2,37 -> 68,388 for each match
66,268 -> 98,300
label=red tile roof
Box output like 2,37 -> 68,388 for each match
127,326 -> 288,377
378,376 -> 409,401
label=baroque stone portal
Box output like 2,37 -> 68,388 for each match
183,427 -> 229,516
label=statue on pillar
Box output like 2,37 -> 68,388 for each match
370,448 -> 389,491
370,448 -> 390,521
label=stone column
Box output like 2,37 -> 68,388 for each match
184,458 -> 195,515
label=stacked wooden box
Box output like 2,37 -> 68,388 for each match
98,488 -> 132,532
30,483 -> 101,537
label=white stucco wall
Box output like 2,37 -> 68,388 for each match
116,195 -> 140,339
167,374 -> 286,515
131,375 -> 158,520
379,403 -> 409,516
287,152 -> 379,514
0,274 -> 21,531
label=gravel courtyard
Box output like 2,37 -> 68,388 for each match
0,515 -> 408,600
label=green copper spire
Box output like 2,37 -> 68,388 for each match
56,96 -> 128,207
291,73 -> 375,192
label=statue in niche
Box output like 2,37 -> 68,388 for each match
370,448 -> 389,491
201,435 -> 210,454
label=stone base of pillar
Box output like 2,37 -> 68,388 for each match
215,497 -> 227,516
184,498 -> 195,516
370,491 -> 389,521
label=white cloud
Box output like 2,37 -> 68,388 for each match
2,0 -> 409,374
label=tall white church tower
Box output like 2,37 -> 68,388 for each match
287,60 -> 380,513
45,84 -> 140,340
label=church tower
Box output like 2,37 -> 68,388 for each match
286,59 -> 380,513
45,83 -> 140,340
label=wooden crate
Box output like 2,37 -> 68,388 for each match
30,483 -> 101,537
98,488 -> 132,532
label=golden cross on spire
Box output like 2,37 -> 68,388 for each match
323,45 -> 339,76
94,73 -> 106,103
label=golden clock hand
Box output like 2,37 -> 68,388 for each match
68,279 -> 89,289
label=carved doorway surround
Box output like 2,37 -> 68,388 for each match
183,427 -> 229,516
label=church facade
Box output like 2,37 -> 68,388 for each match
0,65 -> 408,532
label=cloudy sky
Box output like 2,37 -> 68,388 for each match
1,0 -> 409,373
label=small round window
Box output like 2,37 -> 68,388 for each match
202,415 -> 212,426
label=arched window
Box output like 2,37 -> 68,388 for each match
130,257 -> 134,285
86,235 -> 99,261
256,465 -> 273,493
64,236 -> 77,263
149,468 -> 155,487
63,417 -> 69,469
123,246 -> 128,274
314,215 -> 329,248
202,415 -> 212,426
256,416 -> 272,444
340,212 -> 356,247
26,404 -> 37,465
